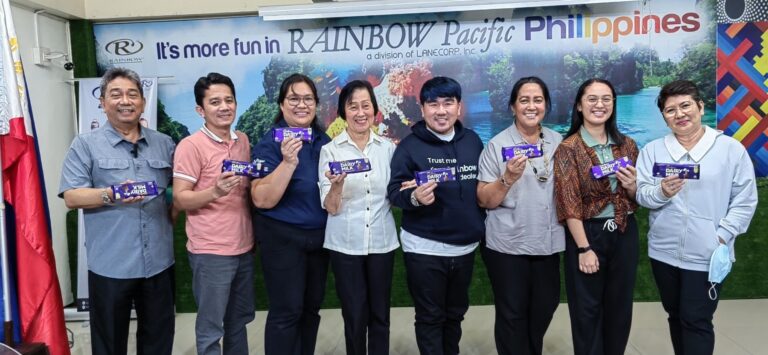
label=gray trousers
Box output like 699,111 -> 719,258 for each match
189,252 -> 256,355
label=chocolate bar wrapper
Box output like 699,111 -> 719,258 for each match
222,159 -> 268,178
652,163 -> 700,179
415,167 -> 457,186
272,127 -> 313,142
223,160 -> 254,178
111,181 -> 159,200
329,158 -> 372,175
591,156 -> 632,179
501,144 -> 543,161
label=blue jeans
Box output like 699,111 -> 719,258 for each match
188,252 -> 255,355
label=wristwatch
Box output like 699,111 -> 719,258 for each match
101,188 -> 114,206
577,245 -> 592,254
410,191 -> 421,207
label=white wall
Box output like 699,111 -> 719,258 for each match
11,4 -> 75,305
12,0 -> 311,20
11,0 -> 83,18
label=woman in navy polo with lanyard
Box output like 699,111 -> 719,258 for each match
251,73 -> 331,355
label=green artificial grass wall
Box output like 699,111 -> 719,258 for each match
65,178 -> 767,312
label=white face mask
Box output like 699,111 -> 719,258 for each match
708,244 -> 732,300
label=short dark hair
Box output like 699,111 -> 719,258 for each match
100,67 -> 143,98
656,80 -> 703,112
274,73 -> 323,130
565,78 -> 626,145
337,80 -> 379,120
194,72 -> 236,107
419,76 -> 462,104
508,76 -> 552,115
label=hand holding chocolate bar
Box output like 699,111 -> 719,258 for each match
328,158 -> 372,175
415,167 -> 457,186
504,155 -> 527,184
325,170 -> 347,185
213,171 -> 241,199
273,127 -> 313,142
412,180 -> 437,206
652,162 -> 700,179
222,159 -> 267,179
501,143 -> 543,161
280,137 -> 303,166
111,180 -> 159,202
660,175 -> 686,198
591,156 -> 633,179
615,165 -> 638,195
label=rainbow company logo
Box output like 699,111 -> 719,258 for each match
105,38 -> 144,56
105,38 -> 145,64
525,10 -> 701,44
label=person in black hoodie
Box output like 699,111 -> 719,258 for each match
387,76 -> 485,355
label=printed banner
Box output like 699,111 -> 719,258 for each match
74,77 -> 158,311
93,2 -> 716,158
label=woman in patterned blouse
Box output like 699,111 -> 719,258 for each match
553,78 -> 639,355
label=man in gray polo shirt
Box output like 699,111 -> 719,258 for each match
59,67 -> 176,355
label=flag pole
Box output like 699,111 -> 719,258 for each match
0,136 -> 13,346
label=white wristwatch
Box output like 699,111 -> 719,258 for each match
101,188 -> 114,205
410,191 -> 420,207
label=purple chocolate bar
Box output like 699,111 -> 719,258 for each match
591,156 -> 632,179
273,127 -> 313,142
222,159 -> 253,177
652,163 -> 700,179
329,158 -> 372,175
222,159 -> 268,178
501,144 -> 543,161
415,167 -> 457,186
111,181 -> 159,200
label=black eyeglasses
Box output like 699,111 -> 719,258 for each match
285,96 -> 316,107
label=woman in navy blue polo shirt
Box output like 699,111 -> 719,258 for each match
251,73 -> 331,355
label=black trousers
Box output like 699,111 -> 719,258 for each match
255,213 -> 329,355
330,250 -> 395,355
482,246 -> 560,355
651,259 -> 722,355
564,215 -> 638,355
404,251 -> 475,355
88,266 -> 175,355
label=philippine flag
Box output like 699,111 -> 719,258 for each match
0,0 -> 70,354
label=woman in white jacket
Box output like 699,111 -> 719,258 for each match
635,80 -> 757,355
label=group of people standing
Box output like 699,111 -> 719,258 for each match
60,67 -> 757,355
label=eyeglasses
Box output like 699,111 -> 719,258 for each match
285,96 -> 316,107
662,101 -> 696,118
584,96 -> 614,106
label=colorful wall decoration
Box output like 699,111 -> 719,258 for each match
717,0 -> 768,176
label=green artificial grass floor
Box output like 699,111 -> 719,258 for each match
66,178 -> 768,312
